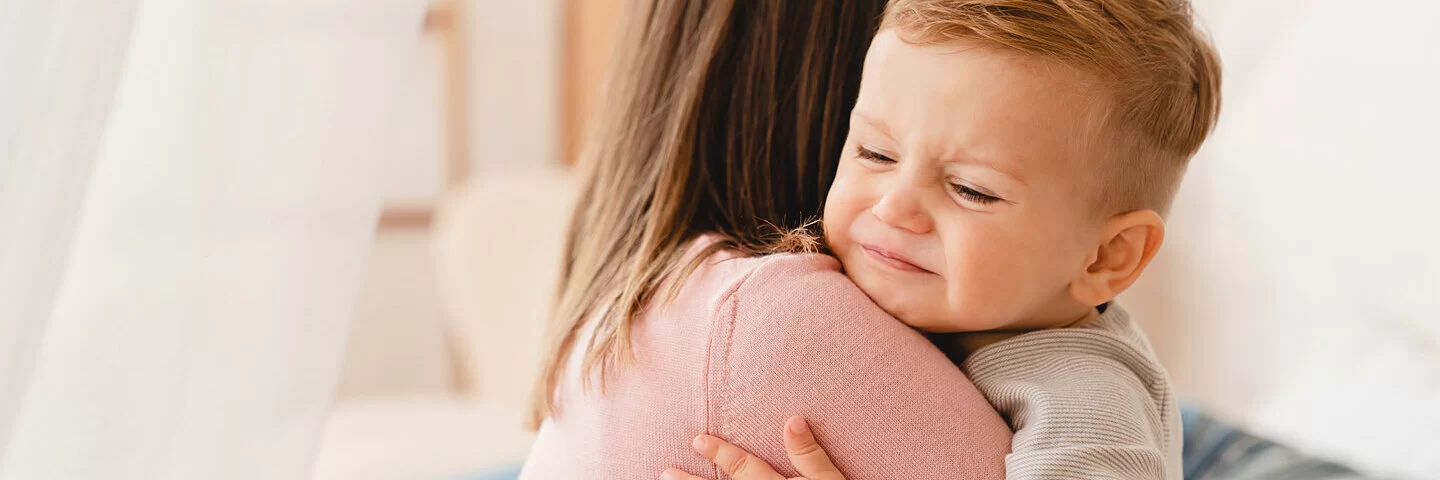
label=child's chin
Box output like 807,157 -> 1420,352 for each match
850,276 -> 921,319
870,295 -> 944,331
880,300 -> 993,333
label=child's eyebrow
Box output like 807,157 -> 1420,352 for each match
852,110 -> 1028,186
938,149 -> 1028,186
850,110 -> 896,141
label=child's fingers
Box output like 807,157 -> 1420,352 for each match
661,467 -> 709,480
691,434 -> 786,480
782,416 -> 845,480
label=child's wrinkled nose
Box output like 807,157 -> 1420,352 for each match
871,185 -> 934,234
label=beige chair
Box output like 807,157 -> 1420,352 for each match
313,169 -> 572,479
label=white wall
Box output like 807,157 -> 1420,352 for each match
1123,1 -> 1440,477
375,0 -> 562,206
466,0 -> 561,175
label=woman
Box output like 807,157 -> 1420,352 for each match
519,1 -> 1011,478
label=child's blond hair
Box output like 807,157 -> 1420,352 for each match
883,0 -> 1222,215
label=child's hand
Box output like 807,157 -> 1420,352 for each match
661,416 -> 846,480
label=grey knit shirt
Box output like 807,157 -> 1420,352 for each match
961,304 -> 1180,480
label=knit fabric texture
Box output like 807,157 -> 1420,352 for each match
520,240 -> 1012,479
962,304 -> 1181,480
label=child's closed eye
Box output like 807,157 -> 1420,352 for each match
951,182 -> 1002,204
858,144 -> 1004,205
856,145 -> 895,164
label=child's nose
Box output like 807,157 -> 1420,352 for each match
871,186 -> 934,234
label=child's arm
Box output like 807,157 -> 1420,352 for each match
963,323 -> 1181,480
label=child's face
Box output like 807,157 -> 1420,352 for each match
824,32 -> 1110,333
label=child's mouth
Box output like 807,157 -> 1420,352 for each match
860,244 -> 932,274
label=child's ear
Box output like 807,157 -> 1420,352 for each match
1069,210 -> 1165,307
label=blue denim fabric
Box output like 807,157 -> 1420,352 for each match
1180,405 -> 1375,480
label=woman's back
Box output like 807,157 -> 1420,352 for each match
521,239 -> 1010,479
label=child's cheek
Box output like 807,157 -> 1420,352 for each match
821,180 -> 863,247
941,233 -> 1014,326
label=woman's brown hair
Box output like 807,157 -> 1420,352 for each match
528,0 -> 888,428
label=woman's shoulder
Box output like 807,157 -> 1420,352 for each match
694,249 -> 930,355
716,249 -> 843,287
699,250 -> 1012,478
693,249 -> 858,315
677,236 -> 846,306
672,237 -> 927,354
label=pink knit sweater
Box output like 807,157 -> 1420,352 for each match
520,240 -> 1012,479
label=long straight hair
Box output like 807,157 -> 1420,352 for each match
527,0 -> 887,428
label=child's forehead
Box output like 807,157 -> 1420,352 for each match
855,36 -> 1112,179
862,33 -> 1112,112
866,32 -> 1094,85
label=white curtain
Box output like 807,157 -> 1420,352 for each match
0,0 -> 140,459
0,0 -> 426,478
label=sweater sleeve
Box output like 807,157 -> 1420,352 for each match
703,254 -> 1011,480
960,307 -> 1181,480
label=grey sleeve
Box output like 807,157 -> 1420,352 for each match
962,326 -> 1181,480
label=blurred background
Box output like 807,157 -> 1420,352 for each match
309,1 -> 606,478
2,0 -> 1437,479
